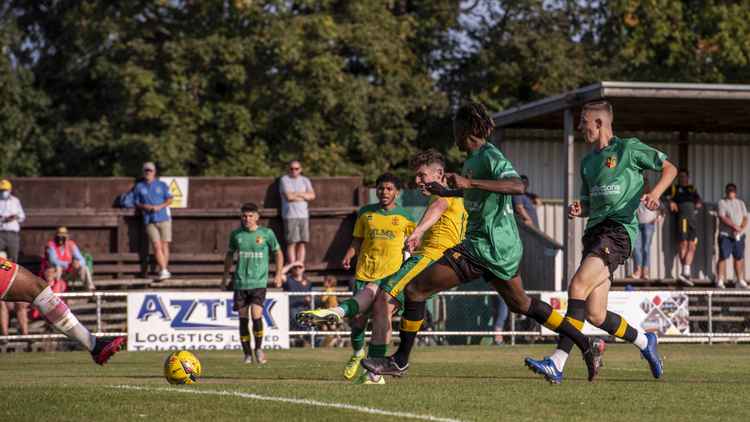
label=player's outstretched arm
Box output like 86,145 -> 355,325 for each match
642,159 -> 677,210
406,198 -> 449,253
446,173 -> 524,195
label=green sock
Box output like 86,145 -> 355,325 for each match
351,326 -> 365,352
368,343 -> 387,358
338,299 -> 360,318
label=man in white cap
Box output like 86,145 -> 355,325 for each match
134,162 -> 173,280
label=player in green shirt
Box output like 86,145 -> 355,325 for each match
525,101 -> 678,384
362,101 -> 599,380
221,202 -> 283,365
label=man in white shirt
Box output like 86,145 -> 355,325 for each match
279,161 -> 315,264
717,183 -> 748,288
0,178 -> 28,338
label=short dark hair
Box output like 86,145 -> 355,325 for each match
453,101 -> 495,140
240,202 -> 259,213
679,168 -> 690,175
375,172 -> 402,190
411,149 -> 445,170
726,183 -> 737,192
520,174 -> 529,182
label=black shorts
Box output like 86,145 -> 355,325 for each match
677,216 -> 698,242
582,220 -> 631,277
441,243 -> 514,284
233,288 -> 267,311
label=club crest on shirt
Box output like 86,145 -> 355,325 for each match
255,236 -> 264,245
605,156 -> 617,168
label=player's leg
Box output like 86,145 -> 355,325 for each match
344,313 -> 368,380
250,298 -> 267,364
297,280 -> 378,327
3,263 -> 124,364
0,302 -> 8,337
354,291 -> 396,385
15,302 -> 29,335
362,259 -> 461,377
236,303 -> 253,363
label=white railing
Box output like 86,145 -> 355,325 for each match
2,290 -> 749,345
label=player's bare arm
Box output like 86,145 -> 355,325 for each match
342,237 -> 362,270
273,249 -> 284,287
221,251 -> 234,289
445,172 -> 524,195
405,197 -> 449,253
642,159 -> 677,210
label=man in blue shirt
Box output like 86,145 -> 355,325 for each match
134,162 -> 173,281
512,175 -> 540,228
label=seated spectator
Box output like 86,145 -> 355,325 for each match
512,175 -> 540,228
280,262 -> 312,336
665,169 -> 703,286
716,183 -> 748,289
631,178 -> 662,280
46,227 -> 95,291
319,275 -> 343,347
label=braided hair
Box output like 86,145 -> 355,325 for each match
453,101 -> 495,141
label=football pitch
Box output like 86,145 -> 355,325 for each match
1,344 -> 748,421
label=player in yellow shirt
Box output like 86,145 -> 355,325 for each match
298,151 -> 467,384
298,172 -> 415,383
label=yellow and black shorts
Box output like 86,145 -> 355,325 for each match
379,255 -> 435,307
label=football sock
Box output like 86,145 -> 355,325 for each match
682,265 -> 691,276
368,343 -> 387,358
527,297 -> 590,354
351,323 -> 366,352
239,317 -> 252,356
336,298 -> 359,318
252,317 -> 264,350
32,286 -> 95,351
595,311 -> 648,350
552,298 -> 586,370
393,298 -> 425,367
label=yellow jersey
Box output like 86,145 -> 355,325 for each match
416,196 -> 468,260
353,204 -> 416,282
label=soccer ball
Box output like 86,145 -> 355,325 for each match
164,351 -> 202,385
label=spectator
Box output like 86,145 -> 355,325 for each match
280,262 -> 312,332
631,178 -> 662,280
46,226 -> 95,291
512,175 -> 540,228
665,169 -> 703,286
279,160 -> 315,264
134,162 -> 173,281
0,179 -> 27,339
492,295 -> 509,345
716,183 -> 748,289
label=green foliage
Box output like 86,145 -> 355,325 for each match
2,1 -> 750,181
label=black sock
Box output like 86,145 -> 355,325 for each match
596,311 -> 638,342
393,298 -> 425,367
252,317 -> 264,350
239,317 -> 251,356
527,297 -> 590,354
556,298 -> 586,353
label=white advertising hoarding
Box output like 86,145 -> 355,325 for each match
127,291 -> 289,351
540,291 -> 689,336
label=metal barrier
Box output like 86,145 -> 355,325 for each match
2,290 -> 749,345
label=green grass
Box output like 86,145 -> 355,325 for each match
1,344 -> 749,421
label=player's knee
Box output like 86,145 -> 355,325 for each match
586,311 -> 606,327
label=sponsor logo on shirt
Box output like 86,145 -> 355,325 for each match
391,216 -> 400,226
605,156 -> 617,168
239,251 -> 265,259
255,236 -> 264,245
0,260 -> 12,271
591,185 -> 622,197
368,228 -> 395,240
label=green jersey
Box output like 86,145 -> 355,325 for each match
580,137 -> 667,248
227,226 -> 280,290
461,142 -> 522,280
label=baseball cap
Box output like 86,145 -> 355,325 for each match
142,162 -> 156,172
0,179 -> 11,191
